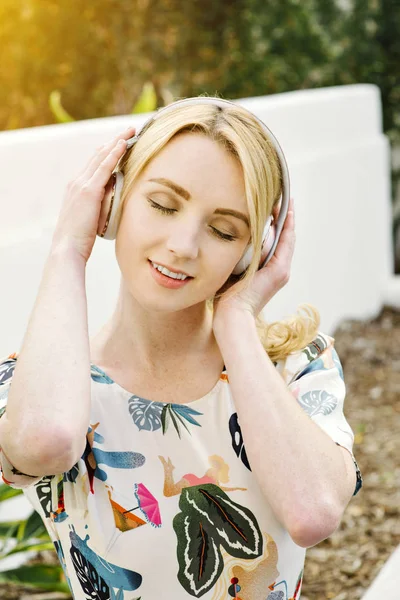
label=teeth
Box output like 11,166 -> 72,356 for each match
151,261 -> 188,280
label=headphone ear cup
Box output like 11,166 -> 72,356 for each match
97,171 -> 125,240
231,244 -> 254,275
231,217 -> 273,275
261,223 -> 276,260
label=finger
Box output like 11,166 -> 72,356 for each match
88,139 -> 129,190
77,126 -> 136,181
260,197 -> 294,263
287,196 -> 294,225
269,197 -> 295,265
85,126 -> 136,179
280,196 -> 294,235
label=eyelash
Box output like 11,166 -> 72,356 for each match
147,198 -> 238,242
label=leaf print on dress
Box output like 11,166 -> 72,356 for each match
90,364 -> 115,385
128,395 -> 203,436
210,532 -> 279,600
69,524 -> 142,599
0,355 -> 17,405
301,334 -> 329,362
173,484 -> 263,597
36,474 -> 70,532
229,413 -> 251,471
35,476 -> 54,518
297,389 -> 338,417
293,345 -> 344,383
0,354 -> 17,386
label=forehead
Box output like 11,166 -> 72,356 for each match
141,132 -> 247,208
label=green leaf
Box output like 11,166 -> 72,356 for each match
180,484 -> 263,557
0,521 -> 20,538
16,519 -> 26,541
170,407 -> 191,434
49,90 -> 75,123
161,403 -> 170,434
0,564 -> 70,593
0,523 -> 19,558
173,484 -> 264,595
6,541 -> 55,557
168,404 -> 181,439
131,82 -> 157,114
0,484 -> 23,502
19,509 -> 48,542
174,509 -> 223,596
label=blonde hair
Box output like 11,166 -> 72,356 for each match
116,94 -> 320,362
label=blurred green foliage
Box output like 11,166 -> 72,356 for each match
0,0 -> 398,141
49,90 -> 75,123
0,485 -> 70,595
48,81 -> 157,122
0,0 -> 399,244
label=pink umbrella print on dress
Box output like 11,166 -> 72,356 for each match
122,483 -> 162,528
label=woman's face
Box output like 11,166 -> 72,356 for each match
115,132 -> 251,313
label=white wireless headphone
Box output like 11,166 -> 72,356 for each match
97,97 -> 290,275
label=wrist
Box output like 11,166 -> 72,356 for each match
213,309 -> 256,339
49,238 -> 87,268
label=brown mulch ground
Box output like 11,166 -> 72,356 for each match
301,305 -> 400,600
1,306 -> 399,599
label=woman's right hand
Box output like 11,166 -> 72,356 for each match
51,126 -> 136,263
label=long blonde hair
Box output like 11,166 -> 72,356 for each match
116,95 -> 320,362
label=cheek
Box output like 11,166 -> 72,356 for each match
205,252 -> 239,288
115,208 -> 146,276
117,202 -> 153,248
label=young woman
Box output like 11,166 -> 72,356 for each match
0,97 -> 362,600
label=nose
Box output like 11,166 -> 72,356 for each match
165,221 -> 200,260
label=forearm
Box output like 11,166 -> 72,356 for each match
1,242 -> 91,475
214,312 -> 351,545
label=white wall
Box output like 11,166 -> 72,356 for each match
0,84 -> 393,359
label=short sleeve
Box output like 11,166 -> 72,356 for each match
0,353 -> 44,489
276,333 -> 363,496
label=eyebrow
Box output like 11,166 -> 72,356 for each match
147,177 -> 250,228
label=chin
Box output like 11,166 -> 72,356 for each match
125,263 -> 226,311
128,287 -> 194,313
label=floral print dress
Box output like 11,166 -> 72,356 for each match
0,332 -> 362,600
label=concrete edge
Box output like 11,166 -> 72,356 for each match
361,545 -> 400,599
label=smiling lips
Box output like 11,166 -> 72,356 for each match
149,259 -> 194,278
148,260 -> 193,289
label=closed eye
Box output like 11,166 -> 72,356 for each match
147,198 -> 176,215
147,198 -> 238,242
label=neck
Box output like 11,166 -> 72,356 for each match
91,282 -> 218,374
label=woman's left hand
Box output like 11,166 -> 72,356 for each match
212,196 -> 295,327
